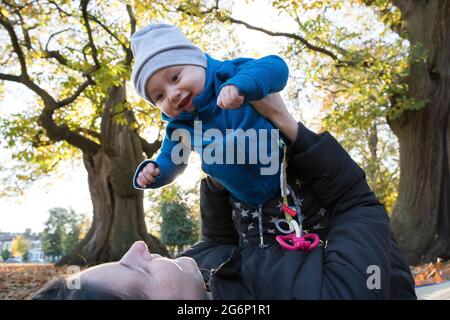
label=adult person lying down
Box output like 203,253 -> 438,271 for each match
32,94 -> 416,300
31,241 -> 211,300
178,93 -> 417,300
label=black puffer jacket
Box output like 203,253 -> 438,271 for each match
179,123 -> 416,299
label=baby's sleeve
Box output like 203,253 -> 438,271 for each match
132,128 -> 189,190
219,55 -> 289,102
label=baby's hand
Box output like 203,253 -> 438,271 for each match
217,85 -> 244,109
136,162 -> 160,188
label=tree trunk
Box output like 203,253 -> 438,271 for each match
57,86 -> 169,266
390,0 -> 450,265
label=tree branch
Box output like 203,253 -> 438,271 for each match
0,73 -> 22,82
0,10 -> 28,77
0,1 -> 102,155
87,13 -> 131,61
62,125 -> 101,154
45,28 -> 72,51
223,16 -> 341,62
16,11 -> 32,50
74,127 -> 101,140
0,6 -> 58,105
80,0 -> 100,69
139,137 -> 162,159
54,77 -> 95,109
22,76 -> 58,107
37,110 -> 101,154
43,29 -> 73,68
175,3 -> 355,65
125,4 -> 136,65
48,0 -> 72,18
43,49 -> 69,67
126,4 -> 136,36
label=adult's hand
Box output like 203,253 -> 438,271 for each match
250,93 -> 298,142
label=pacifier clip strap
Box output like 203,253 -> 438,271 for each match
277,141 -> 320,252
280,142 -> 293,222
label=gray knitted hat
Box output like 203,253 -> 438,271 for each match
131,23 -> 207,104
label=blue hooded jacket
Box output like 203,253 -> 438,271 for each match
133,54 -> 289,205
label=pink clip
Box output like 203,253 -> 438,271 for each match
275,233 -> 320,252
281,203 -> 297,217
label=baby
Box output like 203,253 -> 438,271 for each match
131,23 -> 289,206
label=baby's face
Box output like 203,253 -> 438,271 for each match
146,65 -> 206,118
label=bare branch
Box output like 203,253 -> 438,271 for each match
45,28 -> 72,51
43,30 -> 75,68
87,13 -> 131,62
62,126 -> 101,154
16,11 -> 32,50
0,73 -> 22,82
1,50 -> 14,66
43,49 -> 69,66
43,29 -> 99,79
175,3 -> 354,64
0,9 -> 59,105
80,0 -> 100,69
54,77 -> 95,109
87,14 -> 124,46
139,136 -> 162,159
22,78 -> 58,106
0,1 -> 101,155
223,16 -> 340,62
74,127 -> 101,140
0,10 -> 29,77
125,4 -> 136,65
48,0 -> 72,18
126,4 -> 136,38
37,111 -> 101,154
40,2 -> 103,109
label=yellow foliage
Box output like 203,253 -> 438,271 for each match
11,236 -> 30,258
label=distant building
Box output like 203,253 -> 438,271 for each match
0,232 -> 15,252
0,229 -> 48,263
27,232 -> 46,262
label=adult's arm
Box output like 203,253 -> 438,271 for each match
287,123 -> 416,299
251,93 -> 414,298
181,87 -> 416,298
189,124 -> 414,299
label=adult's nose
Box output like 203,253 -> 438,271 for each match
120,241 -> 152,265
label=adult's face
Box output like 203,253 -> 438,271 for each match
75,241 -> 211,300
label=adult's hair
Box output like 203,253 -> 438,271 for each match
31,277 -> 126,300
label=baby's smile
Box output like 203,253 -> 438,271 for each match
179,93 -> 194,112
